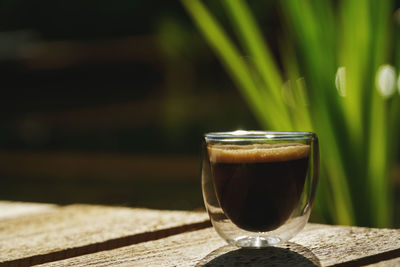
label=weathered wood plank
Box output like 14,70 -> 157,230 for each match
365,257 -> 400,267
0,201 -> 56,220
35,224 -> 400,267
0,202 -> 210,266
291,224 -> 400,266
35,228 -> 225,267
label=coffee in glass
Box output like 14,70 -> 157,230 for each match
202,131 -> 318,247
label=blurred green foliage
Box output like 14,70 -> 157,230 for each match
183,0 -> 400,227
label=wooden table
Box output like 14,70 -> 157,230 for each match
1,201 -> 400,266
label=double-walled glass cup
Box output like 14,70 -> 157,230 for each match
202,131 -> 318,248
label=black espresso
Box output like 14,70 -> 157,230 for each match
208,144 -> 310,232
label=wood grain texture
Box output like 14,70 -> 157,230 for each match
0,201 -> 56,220
291,224 -> 400,266
0,202 -> 210,266
365,257 -> 400,267
35,224 -> 400,267
36,228 -> 225,267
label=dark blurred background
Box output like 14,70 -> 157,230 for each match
0,1 -> 261,210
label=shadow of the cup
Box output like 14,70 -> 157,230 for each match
196,242 -> 321,267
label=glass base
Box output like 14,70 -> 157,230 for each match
229,236 -> 282,248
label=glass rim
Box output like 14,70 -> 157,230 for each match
205,130 -> 316,141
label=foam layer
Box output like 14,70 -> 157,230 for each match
208,143 -> 310,163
